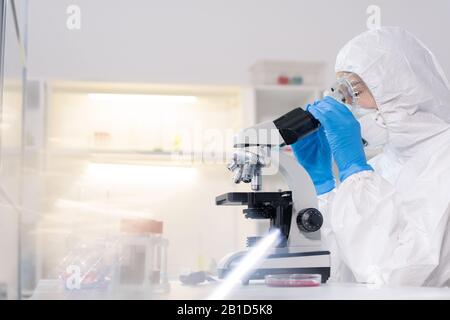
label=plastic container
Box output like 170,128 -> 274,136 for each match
265,274 -> 321,287
57,238 -> 118,291
115,218 -> 169,293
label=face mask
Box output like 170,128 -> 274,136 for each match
345,103 -> 376,119
358,110 -> 389,151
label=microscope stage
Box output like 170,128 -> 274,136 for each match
215,191 -> 291,206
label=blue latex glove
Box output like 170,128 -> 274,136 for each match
291,125 -> 335,195
307,96 -> 373,182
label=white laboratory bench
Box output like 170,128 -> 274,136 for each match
30,279 -> 450,300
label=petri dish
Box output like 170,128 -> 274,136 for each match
265,274 -> 321,287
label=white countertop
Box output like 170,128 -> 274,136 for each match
30,279 -> 450,300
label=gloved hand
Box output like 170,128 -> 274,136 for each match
291,122 -> 335,195
307,96 -> 373,182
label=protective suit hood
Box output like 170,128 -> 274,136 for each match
335,27 -> 450,161
319,27 -> 450,287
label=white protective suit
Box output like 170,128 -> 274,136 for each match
320,27 -> 450,286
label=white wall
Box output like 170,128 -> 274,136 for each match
27,0 -> 450,85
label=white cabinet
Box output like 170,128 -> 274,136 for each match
245,60 -> 326,125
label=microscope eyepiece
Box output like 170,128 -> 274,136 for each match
273,108 -> 320,145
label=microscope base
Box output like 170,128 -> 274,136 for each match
217,250 -> 331,285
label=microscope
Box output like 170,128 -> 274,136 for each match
215,105 -> 332,284
214,79 -> 364,284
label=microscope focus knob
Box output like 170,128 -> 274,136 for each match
297,208 -> 323,233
